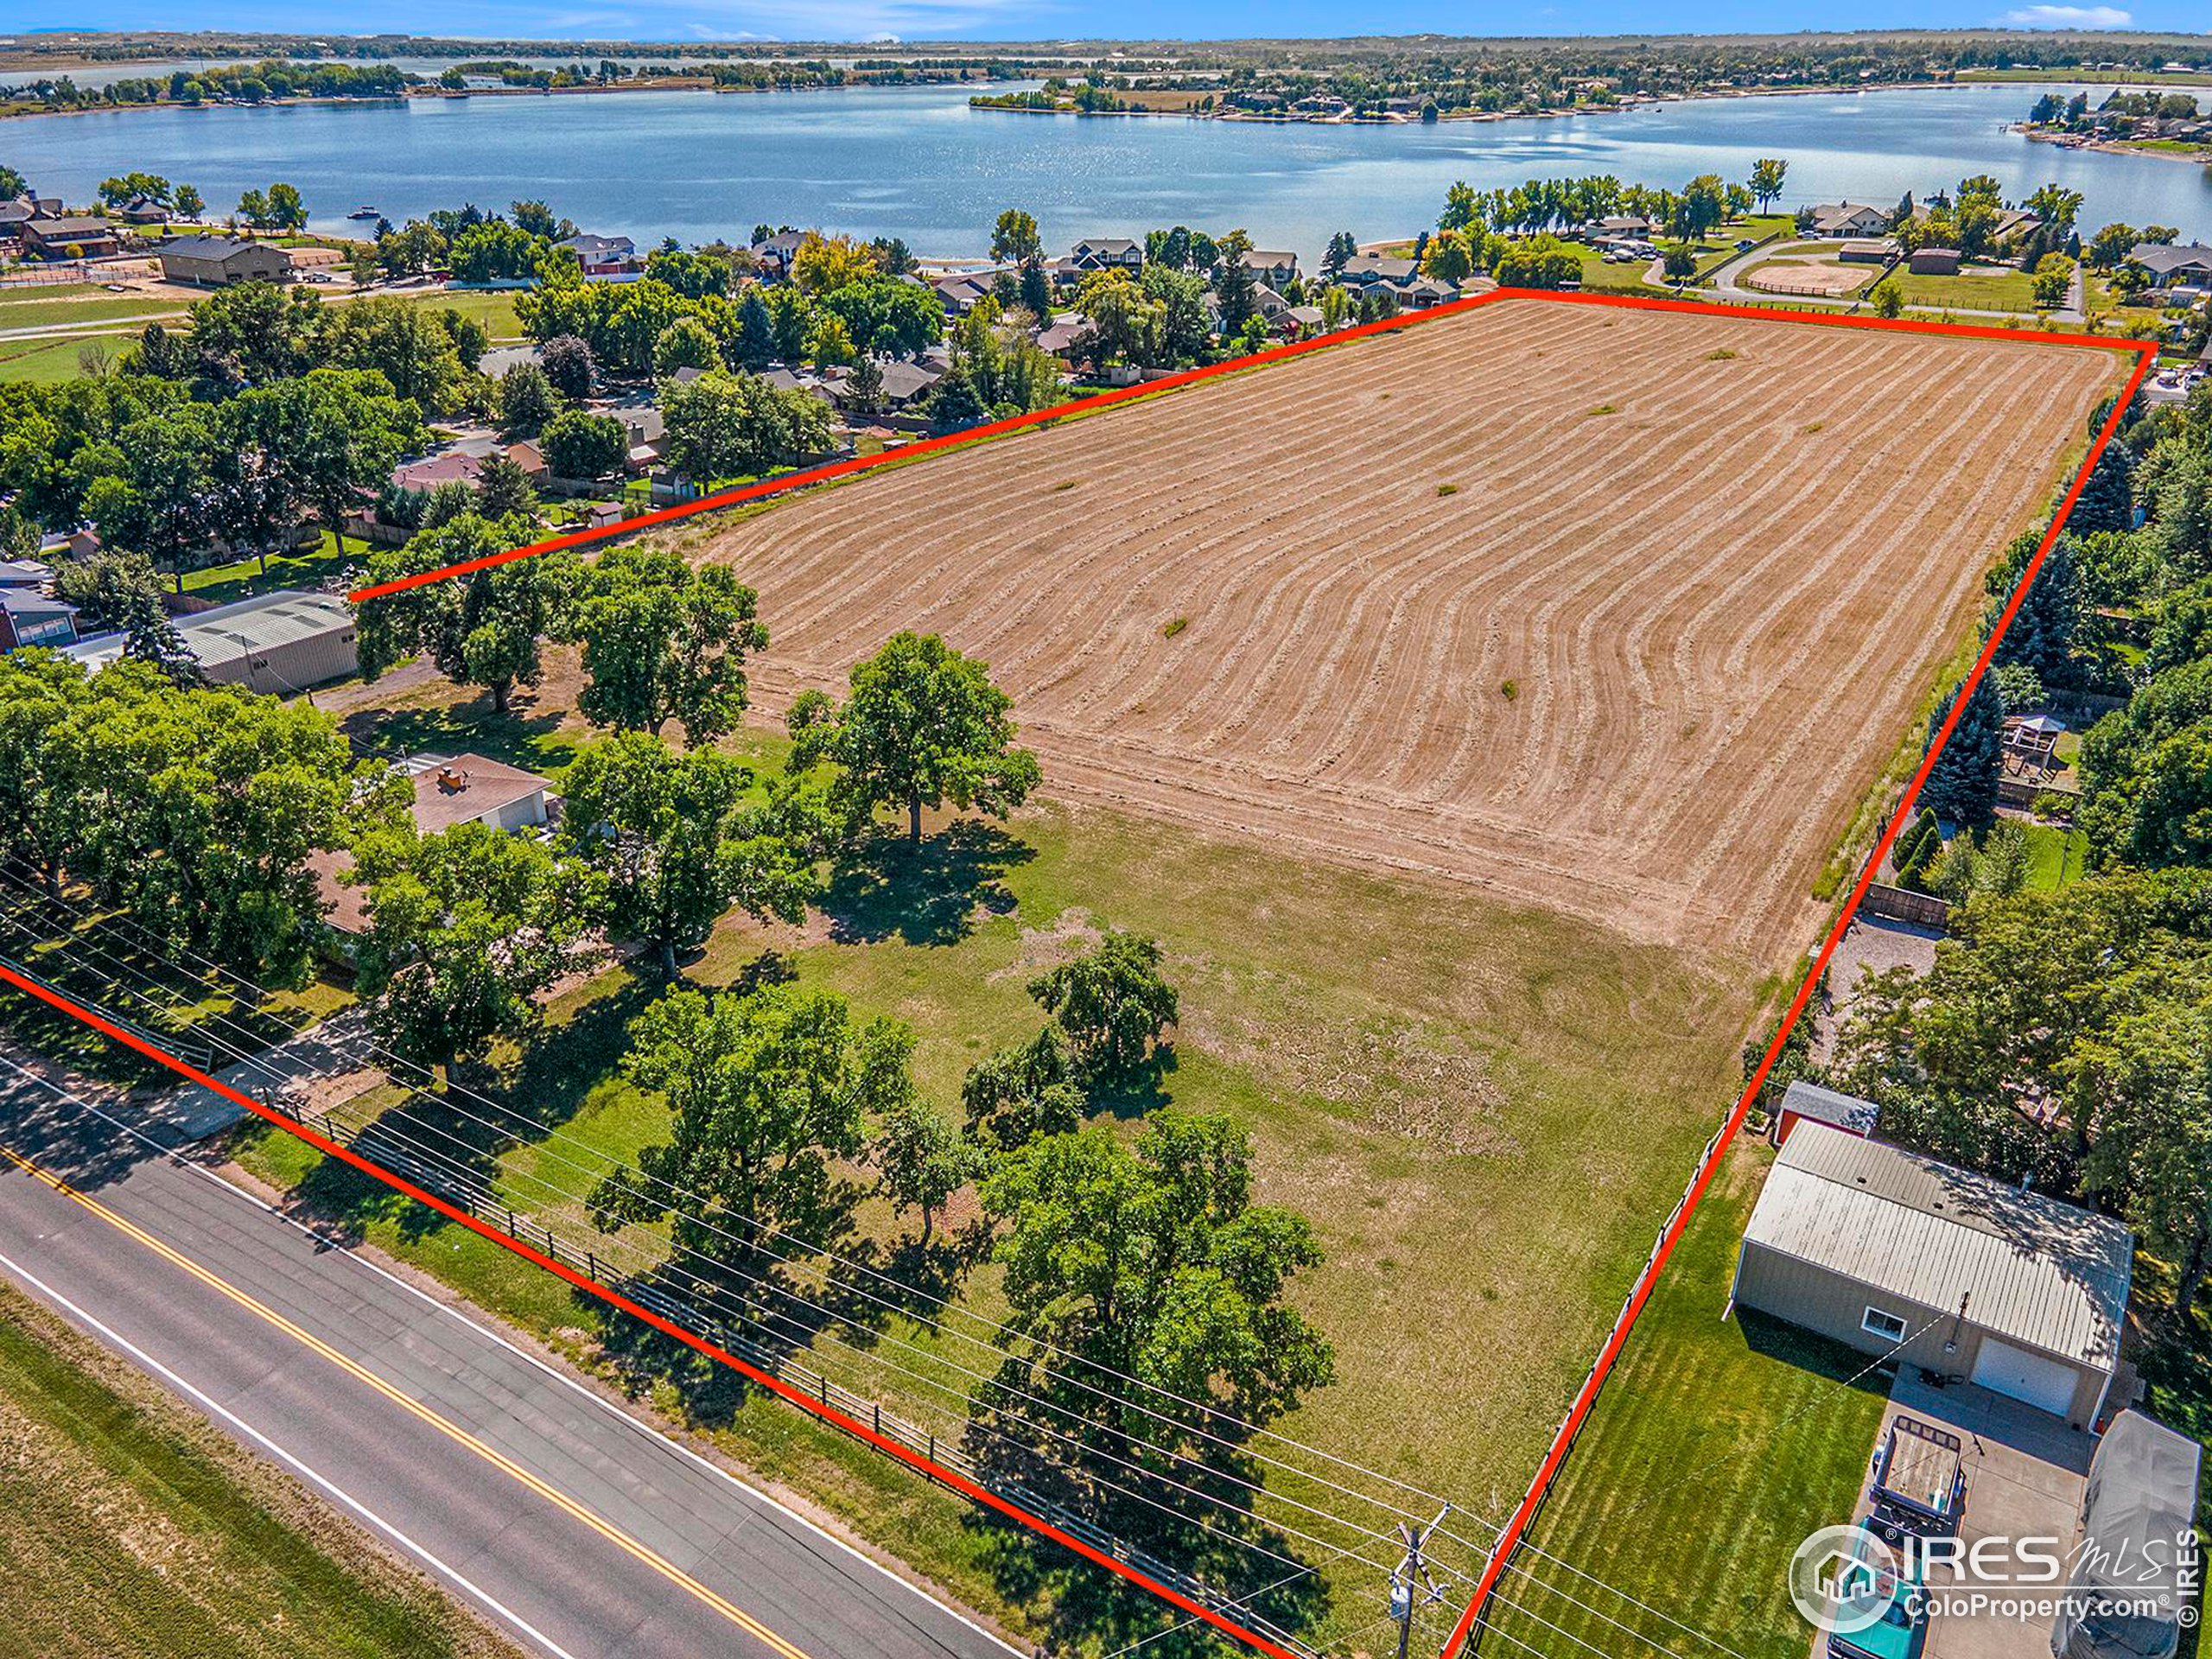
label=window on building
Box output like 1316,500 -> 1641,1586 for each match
1862,1306 -> 1909,1344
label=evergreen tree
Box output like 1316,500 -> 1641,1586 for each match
1919,677 -> 2004,832
2070,443 -> 2135,537
1994,533 -> 2079,686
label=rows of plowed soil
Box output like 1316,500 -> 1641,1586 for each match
699,299 -> 2120,957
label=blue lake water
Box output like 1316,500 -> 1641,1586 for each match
2,79 -> 2202,259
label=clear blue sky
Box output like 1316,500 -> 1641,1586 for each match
2,3 -> 2202,45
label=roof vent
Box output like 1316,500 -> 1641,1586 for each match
436,766 -> 468,792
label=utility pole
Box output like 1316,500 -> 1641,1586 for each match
1389,1506 -> 1450,1659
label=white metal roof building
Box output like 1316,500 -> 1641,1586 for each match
1732,1122 -> 2133,1427
66,590 -> 358,695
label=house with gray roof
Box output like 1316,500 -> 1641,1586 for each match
1732,1121 -> 2133,1427
2129,241 -> 2212,296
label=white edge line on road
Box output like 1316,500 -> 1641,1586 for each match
0,1242 -> 587,1659
0,1056 -> 1027,1658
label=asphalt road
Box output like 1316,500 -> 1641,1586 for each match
0,1055 -> 1022,1659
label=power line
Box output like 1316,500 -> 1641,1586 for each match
0,855 -> 1491,1545
0,882 -> 1462,1591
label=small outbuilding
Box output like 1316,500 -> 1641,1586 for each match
1732,1122 -> 2133,1427
157,234 -> 295,288
1770,1079 -> 1881,1148
1909,247 -> 1961,276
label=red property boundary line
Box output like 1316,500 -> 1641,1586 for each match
22,284 -> 2151,1659
1438,318 -> 2155,1659
347,283 -> 2146,603
0,957 -> 1314,1659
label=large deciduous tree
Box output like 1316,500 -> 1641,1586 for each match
786,631 -> 1040,845
1027,932 -> 1179,1085
658,368 -> 833,484
558,544 -> 767,745
556,733 -> 817,976
350,820 -> 596,1078
977,1110 -> 1333,1522
356,513 -> 569,714
587,983 -> 909,1262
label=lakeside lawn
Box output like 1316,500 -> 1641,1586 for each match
0,1279 -> 521,1659
229,673 -> 1765,1653
412,288 -> 526,342
1485,1142 -> 1890,1659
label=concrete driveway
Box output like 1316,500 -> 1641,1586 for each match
1869,1372 -> 2092,1659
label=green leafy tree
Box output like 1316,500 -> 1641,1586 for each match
963,1027 -> 1085,1153
1027,931 -> 1179,1084
557,733 -> 817,975
559,544 -> 768,746
269,367 -> 423,555
1868,276 -> 1904,319
2078,662 -> 2212,870
877,1097 -> 988,1243
1748,157 -> 1789,213
658,368 -> 832,483
978,1109 -> 1334,1524
357,513 -> 569,714
786,631 -> 1041,845
540,408 -> 626,480
2073,989 -> 2212,1316
587,983 -> 908,1262
49,546 -> 165,632
321,296 -> 468,414
653,315 -> 723,375
54,663 -> 379,981
351,821 -> 595,1077
991,207 -> 1043,267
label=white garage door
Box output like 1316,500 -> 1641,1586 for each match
1972,1337 -> 2078,1415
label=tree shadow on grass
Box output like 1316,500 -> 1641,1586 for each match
819,821 -> 1033,948
338,688 -> 576,776
960,1420 -> 1335,1658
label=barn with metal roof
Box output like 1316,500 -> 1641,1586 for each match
1730,1121 -> 2133,1427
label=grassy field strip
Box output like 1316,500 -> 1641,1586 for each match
0,1275 -> 524,1659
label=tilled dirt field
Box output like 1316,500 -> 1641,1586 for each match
700,297 -> 2120,958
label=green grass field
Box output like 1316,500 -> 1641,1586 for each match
0,284 -> 186,329
2021,820 -> 2088,890
231,678 -> 1765,1651
0,332 -> 129,384
0,1279 -> 521,1659
1487,1144 -> 1890,1659
413,289 -> 525,342
1892,265 -> 2042,314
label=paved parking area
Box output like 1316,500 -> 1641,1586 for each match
1866,1372 -> 2092,1659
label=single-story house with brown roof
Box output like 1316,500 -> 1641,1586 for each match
23,216 -> 120,260
313,752 -> 558,934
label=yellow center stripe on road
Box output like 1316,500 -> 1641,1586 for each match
0,1140 -> 813,1659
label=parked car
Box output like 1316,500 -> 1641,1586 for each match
1736,238 -> 1758,251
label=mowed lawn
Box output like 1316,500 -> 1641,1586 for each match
1485,1144 -> 1888,1659
233,682 -> 1763,1650
1893,266 -> 2043,314
0,1280 -> 520,1659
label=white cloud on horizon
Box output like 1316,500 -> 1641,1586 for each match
1995,3 -> 2133,26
